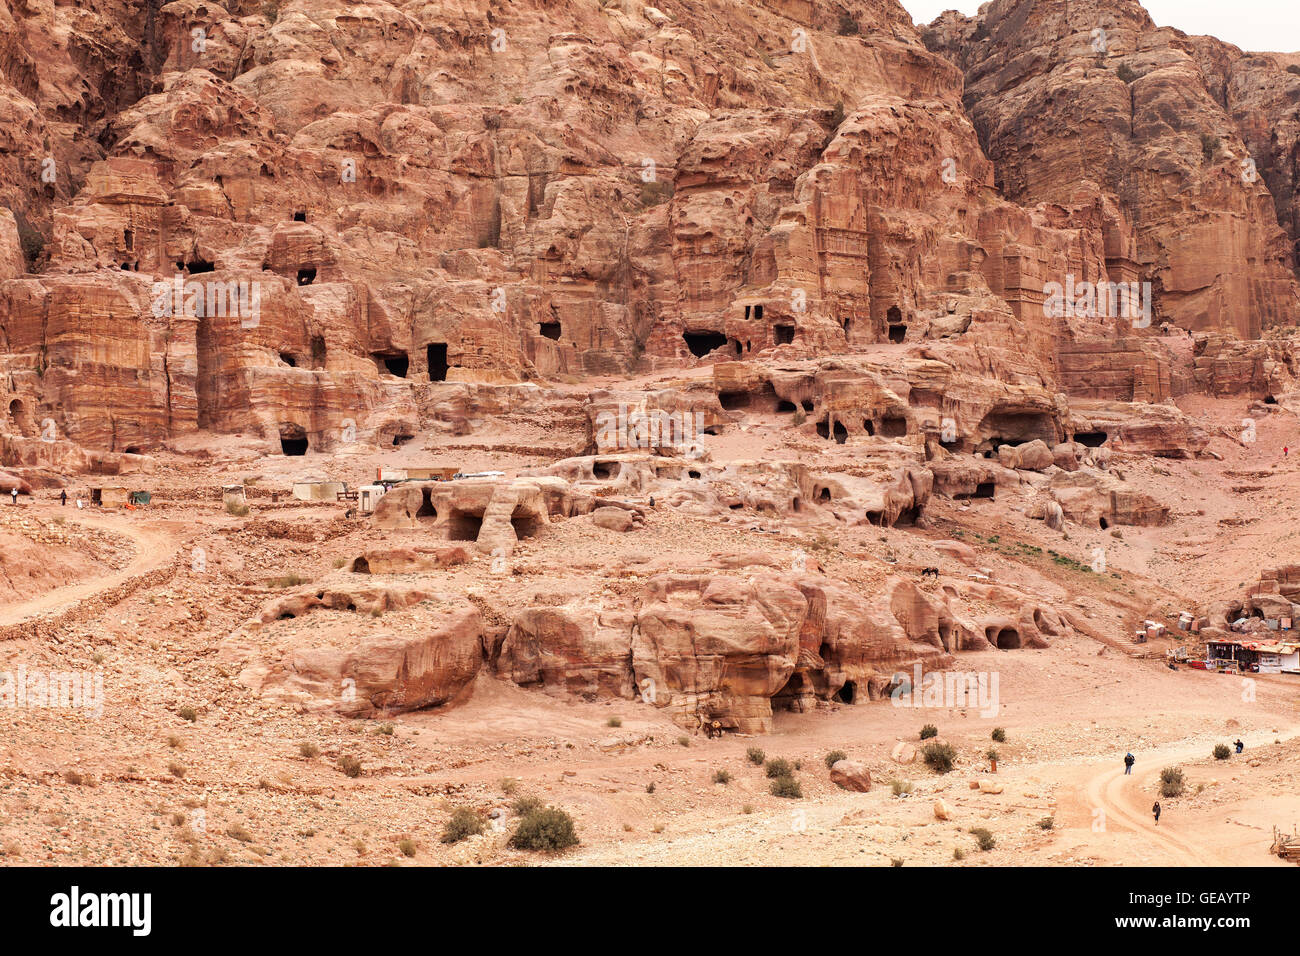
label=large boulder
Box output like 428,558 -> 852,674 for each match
829,759 -> 872,792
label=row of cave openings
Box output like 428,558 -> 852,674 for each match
770,620 -> 1030,711
684,304 -> 912,360
273,342 -> 455,383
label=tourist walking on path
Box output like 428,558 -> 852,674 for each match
1124,752 -> 1135,775
1152,802 -> 1161,826
9,486 -> 16,506
59,489 -> 67,506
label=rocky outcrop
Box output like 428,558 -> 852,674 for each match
923,0 -> 1300,339
221,591 -> 485,716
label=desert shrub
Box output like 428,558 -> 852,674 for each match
640,180 -> 673,207
512,795 -> 544,816
712,769 -> 733,785
63,770 -> 82,786
922,741 -> 957,774
177,705 -> 197,722
769,775 -> 802,798
226,824 -> 253,843
1117,63 -> 1138,83
1213,743 -> 1231,760
644,781 -> 656,794
920,724 -> 938,740
890,857 -> 904,867
747,747 -> 766,765
890,778 -> 914,796
829,100 -> 846,128
374,723 -> 394,736
1038,817 -> 1055,830
337,755 -> 362,778
953,847 -> 966,861
606,717 -> 622,728
824,749 -> 847,768
676,736 -> 690,747
399,838 -> 416,857
440,807 -> 484,844
1159,766 -> 1186,797
987,749 -> 1000,763
991,727 -> 1006,743
764,757 -> 794,778
970,827 -> 996,851
298,741 -> 319,758
225,500 -> 250,517
266,573 -> 308,588
167,762 -> 186,778
508,807 -> 580,851
499,778 -> 519,796
837,12 -> 860,35
1201,133 -> 1221,162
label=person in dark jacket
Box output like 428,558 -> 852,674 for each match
1234,739 -> 1244,754
1124,752 -> 1135,775
1152,802 -> 1161,826
59,489 -> 67,506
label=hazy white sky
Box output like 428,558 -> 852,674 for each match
899,0 -> 1299,52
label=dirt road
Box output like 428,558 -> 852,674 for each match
0,509 -> 181,628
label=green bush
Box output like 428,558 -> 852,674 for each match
764,757 -> 794,779
922,741 -> 957,774
824,749 -> 847,768
508,807 -> 580,851
920,724 -> 938,740
1213,743 -> 1231,760
746,747 -> 765,766
769,775 -> 802,798
991,727 -> 1006,743
1159,766 -> 1186,797
440,807 -> 484,844
970,827 -> 996,851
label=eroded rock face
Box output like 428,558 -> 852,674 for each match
0,0 -> 1295,471
923,0 -> 1300,339
500,590 -> 637,700
221,591 -> 485,716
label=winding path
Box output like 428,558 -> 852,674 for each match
0,509 -> 181,628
